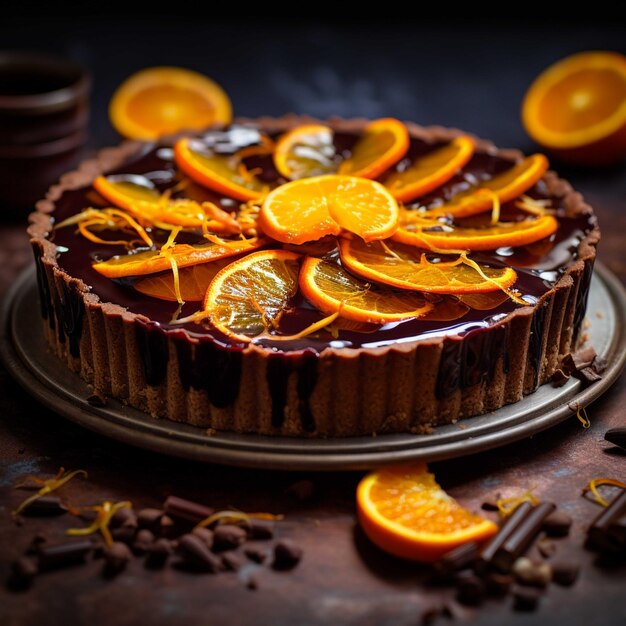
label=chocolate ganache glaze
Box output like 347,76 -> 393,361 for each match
35,120 -> 598,432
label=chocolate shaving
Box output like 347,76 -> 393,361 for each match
164,495 -> 213,524
605,427 -> 626,451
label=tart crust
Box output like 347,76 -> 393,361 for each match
28,117 -> 600,437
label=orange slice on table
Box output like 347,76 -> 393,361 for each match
339,238 -> 517,294
397,214 -> 558,251
338,118 -> 410,179
109,67 -> 232,140
424,154 -> 549,219
383,135 -> 475,203
93,237 -> 265,278
174,137 -> 268,202
299,256 -> 433,324
273,124 -> 337,179
259,175 -> 398,244
357,463 -> 498,562
203,249 -> 300,342
522,51 -> 626,166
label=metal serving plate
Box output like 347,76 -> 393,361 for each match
1,264 -> 625,470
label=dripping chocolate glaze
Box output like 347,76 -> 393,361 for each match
44,126 -> 597,416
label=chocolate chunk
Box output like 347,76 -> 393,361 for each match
484,572 -> 513,597
542,510 -> 572,537
587,490 -> 626,552
551,369 -> 570,387
213,525 -> 247,551
177,534 -> 222,572
192,527 -> 214,549
110,506 -> 137,529
455,572 -> 485,606
111,525 -> 137,545
137,508 -> 164,529
578,367 -> 603,384
249,519 -> 275,540
164,496 -> 213,524
245,545 -> 268,563
605,427 -> 626,451
435,542 -> 479,575
158,515 -> 176,538
285,480 -> 315,501
481,498 -> 500,511
512,557 -> 552,587
10,556 -> 38,588
133,529 -> 155,554
536,539 -> 557,559
592,355 -> 607,374
222,551 -> 245,571
38,539 -> 93,570
22,495 -> 68,516
273,539 -> 303,569
550,559 -> 580,587
103,541 -> 132,576
512,586 -> 542,611
569,346 -> 597,371
145,538 -> 173,569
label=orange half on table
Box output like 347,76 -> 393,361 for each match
109,67 -> 232,140
357,463 -> 498,562
522,51 -> 626,166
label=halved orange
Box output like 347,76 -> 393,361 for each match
93,237 -> 265,278
174,137 -> 268,202
260,175 -> 398,244
109,67 -> 232,140
522,51 -> 626,166
299,256 -> 433,324
425,154 -> 549,219
357,463 -> 498,562
397,214 -> 558,251
338,118 -> 410,179
383,135 -> 475,203
134,259 -> 233,301
338,238 -> 518,294
273,124 -> 337,179
203,250 -> 300,342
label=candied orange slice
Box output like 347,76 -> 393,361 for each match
273,124 -> 337,179
109,67 -> 232,140
134,259 -> 234,302
424,154 -> 549,219
93,174 -> 161,209
383,135 -> 475,203
299,256 -> 433,324
357,463 -> 498,562
203,250 -> 300,342
338,238 -> 517,294
522,51 -> 626,166
339,118 -> 409,179
174,137 -> 268,202
260,175 -> 398,244
398,215 -> 558,251
93,237 -> 265,278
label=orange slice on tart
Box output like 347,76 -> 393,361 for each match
357,463 -> 498,562
259,175 -> 398,244
273,124 -> 338,179
338,118 -> 410,179
522,51 -> 626,166
299,256 -> 433,324
93,236 -> 265,278
174,137 -> 268,202
338,238 -> 517,294
203,249 -> 301,342
383,135 -> 475,203
109,67 -> 232,140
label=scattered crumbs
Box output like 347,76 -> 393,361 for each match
595,310 -> 603,319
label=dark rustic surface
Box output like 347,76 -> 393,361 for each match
1,16 -> 626,626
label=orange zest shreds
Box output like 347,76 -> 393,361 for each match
12,468 -> 88,518
582,478 -> 626,507
425,154 -> 550,220
92,237 -> 266,279
489,191 -> 501,225
299,256 -> 433,324
338,118 -> 410,179
203,250 -> 301,343
194,510 -> 284,531
516,195 -> 554,216
174,137 -> 269,202
383,135 -> 476,203
255,311 -> 341,343
496,487 -> 540,517
357,463 -> 498,562
273,124 -> 338,179
569,401 -> 591,428
109,66 -> 232,140
458,253 -> 527,305
338,238 -> 518,295
67,500 -> 132,547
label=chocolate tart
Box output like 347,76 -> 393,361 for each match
28,117 -> 600,437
